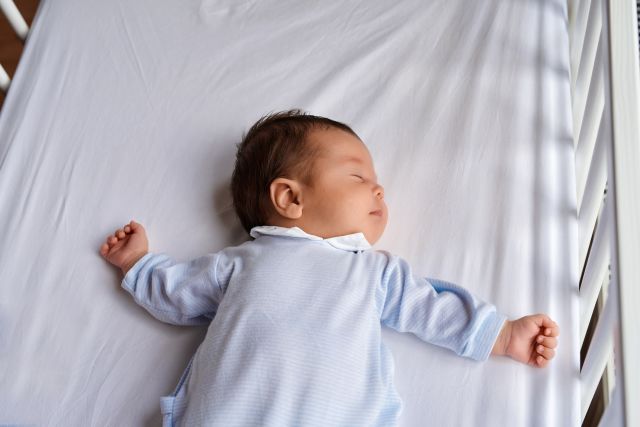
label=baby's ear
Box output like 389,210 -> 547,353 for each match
269,178 -> 303,219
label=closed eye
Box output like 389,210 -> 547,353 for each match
351,174 -> 365,182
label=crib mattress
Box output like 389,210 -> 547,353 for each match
0,0 -> 579,425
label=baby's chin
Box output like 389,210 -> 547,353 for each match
363,228 -> 385,246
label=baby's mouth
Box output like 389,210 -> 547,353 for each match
369,210 -> 383,217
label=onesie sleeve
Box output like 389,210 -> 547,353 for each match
122,252 -> 225,326
377,254 -> 506,361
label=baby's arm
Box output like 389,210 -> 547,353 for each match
100,220 -> 149,275
378,254 -> 559,367
378,255 -> 506,362
100,220 -> 225,325
491,314 -> 559,368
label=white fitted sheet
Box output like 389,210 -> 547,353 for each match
0,0 -> 579,425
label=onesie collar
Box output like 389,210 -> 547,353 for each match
249,225 -> 371,252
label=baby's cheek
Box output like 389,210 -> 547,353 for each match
323,200 -> 354,229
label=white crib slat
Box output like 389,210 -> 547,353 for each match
0,64 -> 10,92
580,285 -> 615,422
574,25 -> 604,143
570,0 -> 594,92
572,0 -> 603,140
0,0 -> 29,40
573,18 -> 603,150
578,122 -> 607,270
575,86 -> 604,209
579,200 -> 610,344
605,0 -> 640,424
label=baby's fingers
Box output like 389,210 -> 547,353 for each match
129,220 -> 143,231
534,355 -> 550,368
536,344 -> 555,360
543,324 -> 560,338
536,315 -> 560,337
536,335 -> 557,349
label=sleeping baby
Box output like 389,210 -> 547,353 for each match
100,109 -> 559,426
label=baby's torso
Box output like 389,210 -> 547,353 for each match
171,236 -> 402,426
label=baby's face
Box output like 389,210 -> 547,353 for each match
300,127 -> 388,245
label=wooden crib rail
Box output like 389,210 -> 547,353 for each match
569,0 -> 640,425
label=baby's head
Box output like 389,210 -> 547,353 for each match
231,109 -> 387,245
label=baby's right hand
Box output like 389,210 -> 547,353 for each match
100,220 -> 149,275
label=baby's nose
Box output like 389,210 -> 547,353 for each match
374,184 -> 384,199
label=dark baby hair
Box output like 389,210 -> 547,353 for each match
231,109 -> 359,235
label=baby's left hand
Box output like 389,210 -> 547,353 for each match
492,314 -> 559,368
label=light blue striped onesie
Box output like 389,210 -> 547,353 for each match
122,225 -> 507,426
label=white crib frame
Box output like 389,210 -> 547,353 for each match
568,0 -> 640,425
1,0 -> 639,425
